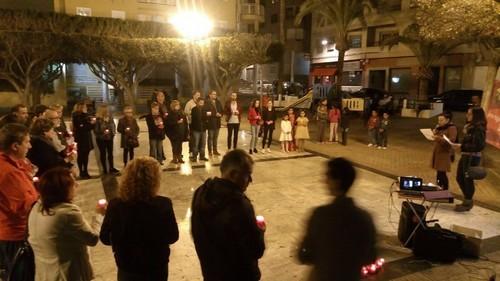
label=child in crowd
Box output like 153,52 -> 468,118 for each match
367,110 -> 380,147
328,104 -> 341,142
117,105 -> 140,166
145,102 -> 166,164
295,110 -> 310,152
377,112 -> 390,149
287,108 -> 296,151
94,104 -> 119,174
279,114 -> 293,152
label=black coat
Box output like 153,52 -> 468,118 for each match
461,124 -> 486,153
145,114 -> 166,140
100,196 -> 179,275
191,178 -> 265,281
262,108 -> 277,129
203,99 -> 223,130
94,117 -> 116,141
298,196 -> 377,281
117,117 -> 140,149
190,106 -> 208,132
165,110 -> 188,141
27,135 -> 72,177
72,112 -> 94,152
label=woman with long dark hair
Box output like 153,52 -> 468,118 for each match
28,167 -> 99,281
248,99 -> 261,154
100,157 -> 179,281
72,101 -> 95,179
452,107 -> 487,212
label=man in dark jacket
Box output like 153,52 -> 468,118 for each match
0,104 -> 29,129
203,90 -> 223,156
190,98 -> 209,162
191,149 -> 266,281
298,157 -> 377,281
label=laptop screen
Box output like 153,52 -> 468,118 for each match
399,176 -> 423,191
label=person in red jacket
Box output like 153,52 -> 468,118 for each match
224,92 -> 242,150
248,99 -> 261,155
366,110 -> 380,147
328,105 -> 341,142
0,123 -> 38,280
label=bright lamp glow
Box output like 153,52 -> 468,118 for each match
391,76 -> 400,83
321,39 -> 328,46
169,11 -> 213,39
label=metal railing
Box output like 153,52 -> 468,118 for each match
241,4 -> 265,17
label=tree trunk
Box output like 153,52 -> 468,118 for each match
335,48 -> 346,102
123,84 -> 137,112
418,78 -> 430,101
481,62 -> 499,111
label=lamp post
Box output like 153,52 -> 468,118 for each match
169,11 -> 213,92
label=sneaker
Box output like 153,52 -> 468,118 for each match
189,157 -> 197,162
377,146 -> 382,149
213,151 -> 221,156
253,148 -> 258,153
368,143 -> 373,147
200,157 -> 209,161
382,147 -> 387,150
267,148 -> 271,153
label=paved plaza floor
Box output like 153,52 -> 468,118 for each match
72,120 -> 499,280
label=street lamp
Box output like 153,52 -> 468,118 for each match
169,11 -> 213,40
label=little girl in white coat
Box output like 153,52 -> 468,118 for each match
279,114 -> 293,152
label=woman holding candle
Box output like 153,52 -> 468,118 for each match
95,104 -> 119,174
72,101 -> 96,179
117,105 -> 140,167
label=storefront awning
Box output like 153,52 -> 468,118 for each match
310,67 -> 336,76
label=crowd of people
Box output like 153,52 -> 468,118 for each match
0,88 -> 488,280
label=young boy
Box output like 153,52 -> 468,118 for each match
377,112 -> 390,149
367,110 -> 380,147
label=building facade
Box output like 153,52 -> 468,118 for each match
308,0 -> 488,100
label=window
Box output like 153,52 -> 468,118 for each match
389,68 -> 411,93
285,7 -> 295,20
271,13 -> 278,24
342,71 -> 362,86
348,35 -> 362,48
444,67 -> 462,91
385,0 -> 402,11
111,10 -> 126,20
76,7 -> 91,17
379,31 -> 398,46
137,14 -> 152,21
247,24 -> 255,33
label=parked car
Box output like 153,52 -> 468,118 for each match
430,89 -> 483,112
349,88 -> 394,115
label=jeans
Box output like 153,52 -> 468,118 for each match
262,125 -> 274,149
329,122 -> 339,142
169,138 -> 183,161
227,123 -> 240,149
188,127 -> 194,156
149,138 -> 164,163
97,139 -> 115,173
368,128 -> 378,145
0,240 -> 24,281
207,128 -> 220,154
317,120 -> 327,142
378,130 -> 388,147
456,155 -> 481,200
250,125 -> 260,150
123,148 -> 135,165
192,130 -> 206,159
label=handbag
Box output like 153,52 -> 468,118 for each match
126,136 -> 139,148
8,203 -> 36,281
466,156 -> 487,180
7,241 -> 35,281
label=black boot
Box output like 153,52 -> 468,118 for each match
454,199 -> 473,212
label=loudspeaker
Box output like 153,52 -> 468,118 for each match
398,201 -> 426,248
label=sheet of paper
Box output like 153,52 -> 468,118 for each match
443,134 -> 455,145
419,128 -> 435,141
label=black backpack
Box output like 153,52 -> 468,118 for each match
413,224 -> 464,263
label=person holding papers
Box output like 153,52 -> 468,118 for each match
431,112 -> 457,190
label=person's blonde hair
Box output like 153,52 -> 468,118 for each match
72,101 -> 86,113
170,100 -> 180,111
96,104 -> 110,119
119,156 -> 161,202
50,104 -> 63,111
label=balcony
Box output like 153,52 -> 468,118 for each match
240,4 -> 265,23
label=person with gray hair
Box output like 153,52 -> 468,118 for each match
191,149 -> 265,281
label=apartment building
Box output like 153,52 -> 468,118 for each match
308,0 -> 488,99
